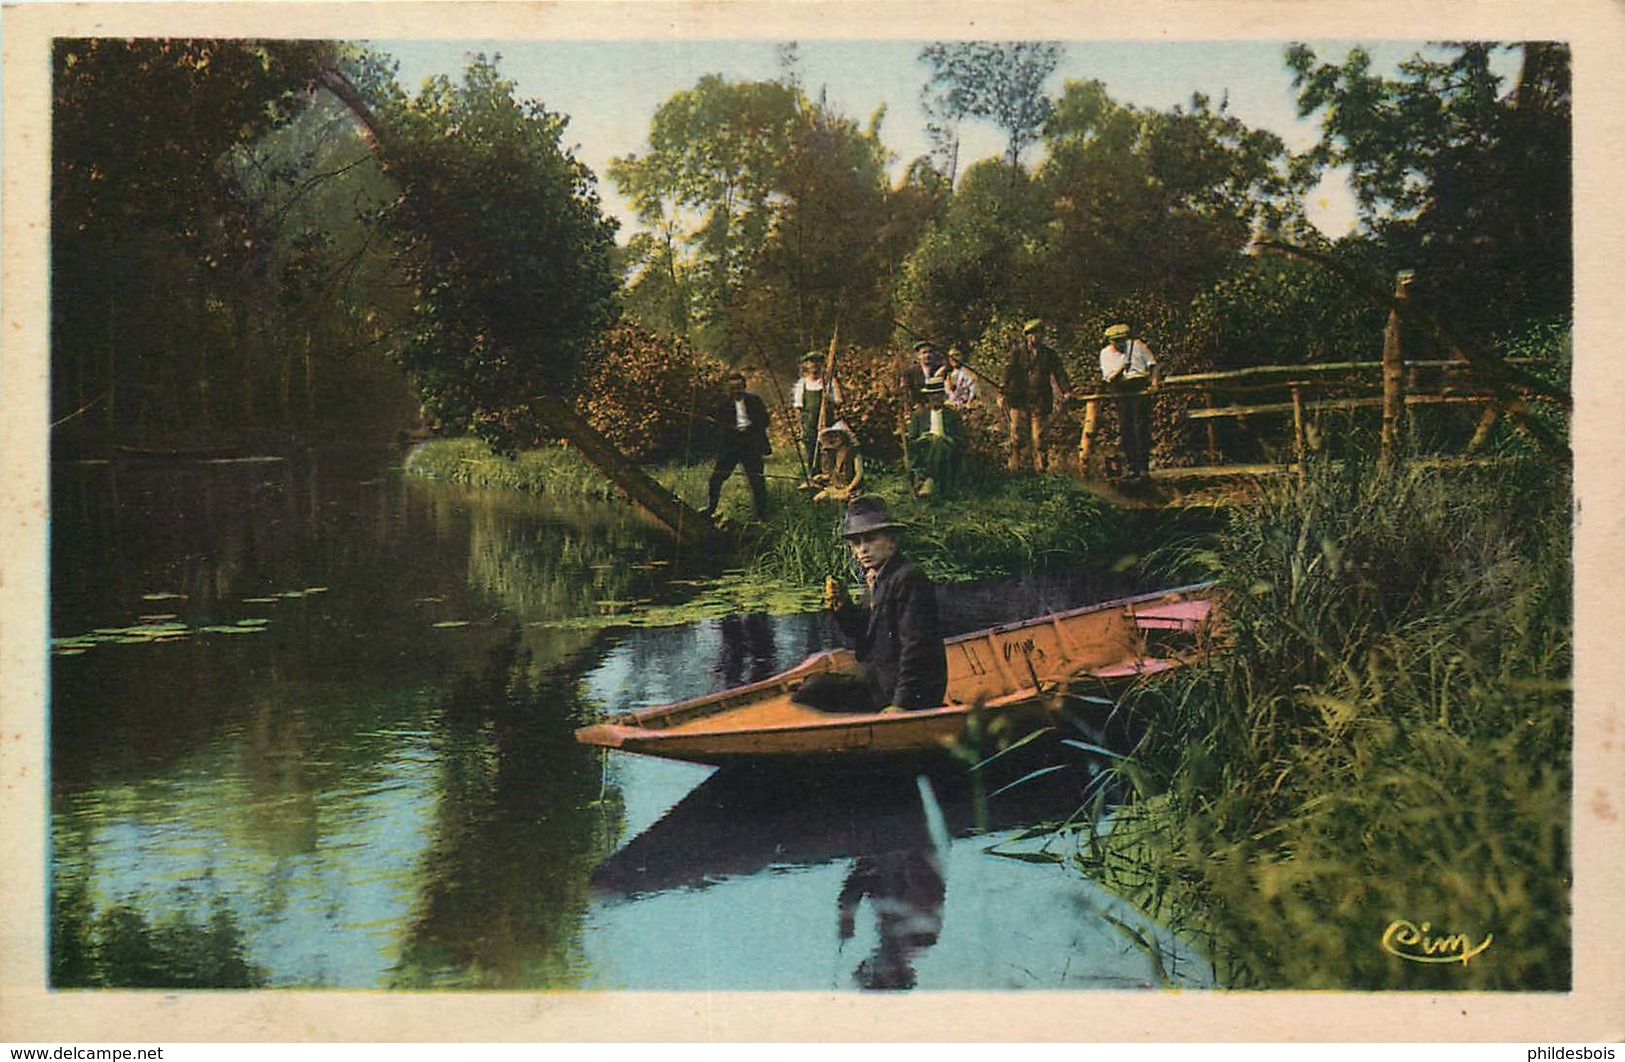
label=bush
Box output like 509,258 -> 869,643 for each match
570,321 -> 731,463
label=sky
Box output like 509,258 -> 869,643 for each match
376,37 -> 1519,242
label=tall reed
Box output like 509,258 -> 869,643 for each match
1085,452 -> 1572,989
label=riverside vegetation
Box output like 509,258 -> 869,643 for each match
406,435 -> 1129,595
1066,450 -> 1571,990
409,391 -> 1573,993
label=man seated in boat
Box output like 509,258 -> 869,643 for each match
792,497 -> 948,714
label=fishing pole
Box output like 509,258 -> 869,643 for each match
815,321 -> 842,480
739,323 -> 816,486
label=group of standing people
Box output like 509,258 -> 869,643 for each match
697,319 -> 1161,519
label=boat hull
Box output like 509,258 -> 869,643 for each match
575,584 -> 1215,766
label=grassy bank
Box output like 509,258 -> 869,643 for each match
405,436 -> 1128,590
1075,454 -> 1572,989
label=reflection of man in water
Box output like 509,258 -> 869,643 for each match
837,848 -> 946,990
716,614 -> 775,688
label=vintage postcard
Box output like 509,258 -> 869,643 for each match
2,0 -> 1621,1043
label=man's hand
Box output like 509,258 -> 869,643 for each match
823,576 -> 851,612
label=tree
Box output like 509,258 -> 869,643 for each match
357,56 -> 621,450
919,41 -> 1063,173
894,158 -> 1049,345
322,55 -> 718,543
609,76 -> 801,351
613,75 -> 925,362
742,104 -> 895,353
1286,42 -> 1572,346
51,38 -> 333,447
1035,79 -> 1305,309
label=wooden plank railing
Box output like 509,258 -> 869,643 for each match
1069,357 -> 1538,473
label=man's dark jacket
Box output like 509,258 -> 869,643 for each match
833,555 -> 948,710
708,392 -> 773,457
1001,341 -> 1072,415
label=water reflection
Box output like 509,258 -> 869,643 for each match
838,848 -> 945,991
49,450 -> 1209,991
716,613 -> 777,687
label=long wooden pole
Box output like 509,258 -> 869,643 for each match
1380,270 -> 1411,467
816,325 -> 839,480
530,393 -> 715,548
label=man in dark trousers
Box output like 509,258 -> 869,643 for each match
794,497 -> 948,713
700,371 -> 772,519
1099,323 -> 1160,482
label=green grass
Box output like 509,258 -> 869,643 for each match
405,438 -> 1127,593
405,437 -> 626,499
1066,452 -> 1572,990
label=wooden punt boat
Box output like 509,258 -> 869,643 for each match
574,583 -> 1216,766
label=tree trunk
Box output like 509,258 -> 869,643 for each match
529,393 -> 717,549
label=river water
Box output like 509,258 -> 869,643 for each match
48,448 -> 1212,992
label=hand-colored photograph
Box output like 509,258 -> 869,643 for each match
5,0 -> 1620,1044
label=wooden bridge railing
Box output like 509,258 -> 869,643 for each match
1071,357 -> 1537,474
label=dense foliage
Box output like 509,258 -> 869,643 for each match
610,75 -> 913,358
49,39 -> 421,451
50,39 -> 1569,468
365,57 -> 621,452
1082,451 -> 1571,989
1287,42 -> 1572,348
569,322 -> 730,463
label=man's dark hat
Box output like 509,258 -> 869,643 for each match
840,496 -> 905,538
913,339 -> 935,352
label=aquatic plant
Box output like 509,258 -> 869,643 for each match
405,439 -> 1127,598
405,438 -> 624,499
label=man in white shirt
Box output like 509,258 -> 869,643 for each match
1099,323 -> 1160,481
701,372 -> 772,518
790,352 -> 842,478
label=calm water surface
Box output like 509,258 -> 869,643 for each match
49,448 -> 1211,991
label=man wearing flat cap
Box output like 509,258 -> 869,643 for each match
790,352 -> 842,478
794,497 -> 947,714
999,318 -> 1072,473
1099,323 -> 1160,482
901,339 -> 947,405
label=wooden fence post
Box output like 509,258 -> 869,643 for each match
1290,384 -> 1306,478
1078,396 -> 1099,469
1203,387 -> 1219,465
1380,270 -> 1414,467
